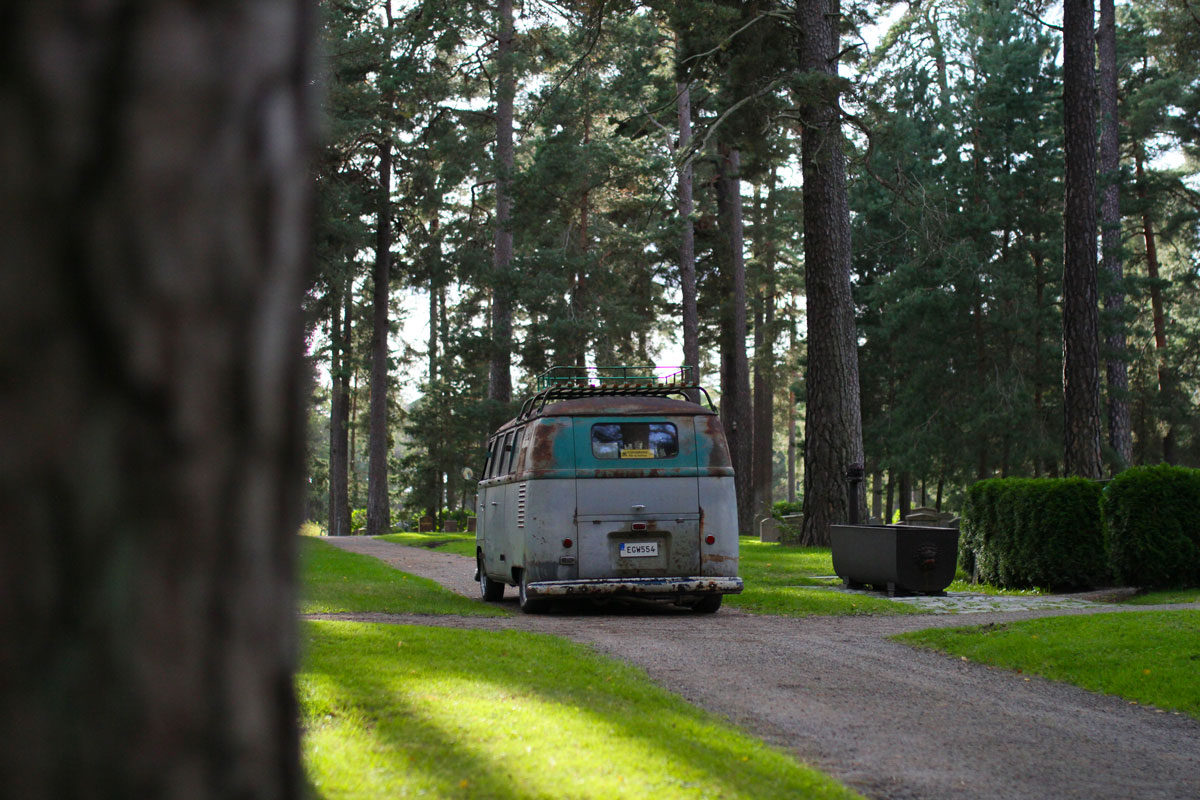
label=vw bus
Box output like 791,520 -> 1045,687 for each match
474,367 -> 743,613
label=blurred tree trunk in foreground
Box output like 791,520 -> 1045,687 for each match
0,2 -> 314,797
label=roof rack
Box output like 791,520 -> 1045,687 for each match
535,365 -> 693,390
517,366 -> 714,421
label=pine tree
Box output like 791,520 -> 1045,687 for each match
795,0 -> 865,544
1061,0 -> 1104,479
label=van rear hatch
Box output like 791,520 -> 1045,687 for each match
572,416 -> 702,579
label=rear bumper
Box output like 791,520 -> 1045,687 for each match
525,576 -> 743,599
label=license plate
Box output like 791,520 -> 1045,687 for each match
619,542 -> 658,558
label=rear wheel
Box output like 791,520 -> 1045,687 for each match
518,570 -> 547,613
692,594 -> 722,614
478,556 -> 505,601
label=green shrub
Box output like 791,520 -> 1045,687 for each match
771,500 -> 803,520
961,478 -> 1107,590
1102,465 -> 1200,589
350,508 -> 398,533
770,500 -> 804,540
441,507 -> 476,528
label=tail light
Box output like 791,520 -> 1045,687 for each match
705,535 -> 716,545
562,538 -> 573,548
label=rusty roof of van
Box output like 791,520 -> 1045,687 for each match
541,395 -> 715,417
493,394 -> 715,434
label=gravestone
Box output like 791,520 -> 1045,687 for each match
443,519 -> 459,533
419,516 -> 434,532
905,509 -> 943,526
781,514 -> 804,540
467,517 -> 477,533
759,517 -> 781,543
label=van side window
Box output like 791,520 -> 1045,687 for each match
485,437 -> 502,479
509,427 -> 524,474
591,422 -> 678,459
499,431 -> 516,476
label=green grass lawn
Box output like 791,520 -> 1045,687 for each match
726,539 -> 920,616
299,620 -> 862,800
895,611 -> 1200,720
378,530 -> 476,557
1124,588 -> 1200,606
299,538 -> 503,616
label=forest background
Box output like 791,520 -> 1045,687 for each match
308,0 -> 1200,543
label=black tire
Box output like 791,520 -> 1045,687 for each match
692,594 -> 722,614
518,570 -> 547,613
479,556 -> 505,601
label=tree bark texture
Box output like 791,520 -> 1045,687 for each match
0,2 -> 313,797
676,75 -> 700,389
1098,0 -> 1132,471
488,0 -> 515,404
715,145 -> 754,536
795,0 -> 866,545
752,173 -> 777,527
366,135 -> 393,535
787,390 -> 797,504
329,280 -> 351,536
1061,0 -> 1104,479
1134,145 -> 1175,463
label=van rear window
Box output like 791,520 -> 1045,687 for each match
591,422 -> 678,460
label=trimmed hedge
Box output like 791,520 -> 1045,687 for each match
1102,465 -> 1200,588
961,478 -> 1108,590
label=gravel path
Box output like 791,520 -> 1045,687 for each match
314,536 -> 1200,800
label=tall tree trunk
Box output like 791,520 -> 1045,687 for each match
715,145 -> 754,535
0,2 -> 312,795
1062,0 -> 1104,479
428,219 -> 441,386
899,472 -> 912,522
676,71 -> 700,389
350,362 -> 361,509
570,107 -> 591,372
795,0 -> 865,545
752,171 -> 778,528
1098,0 -> 1132,471
1135,144 -> 1175,463
366,132 -> 393,536
787,389 -> 797,504
886,473 -> 895,524
973,299 -> 990,480
427,274 -> 441,523
871,468 -> 883,521
1033,230 -> 1047,477
329,280 -> 351,537
488,0 -> 515,404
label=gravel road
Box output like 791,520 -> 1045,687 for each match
312,536 -> 1200,800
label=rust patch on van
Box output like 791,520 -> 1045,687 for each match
591,468 -> 673,479
702,553 -> 734,564
531,421 -> 566,468
698,416 -> 733,468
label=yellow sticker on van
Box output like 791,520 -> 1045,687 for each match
620,449 -> 654,459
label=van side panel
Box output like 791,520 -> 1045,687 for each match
513,417 -> 577,584
518,478 -> 578,583
699,476 -> 739,577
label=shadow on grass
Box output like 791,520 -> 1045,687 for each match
299,620 -> 855,799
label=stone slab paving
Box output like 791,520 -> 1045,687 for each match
808,584 -> 1124,614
